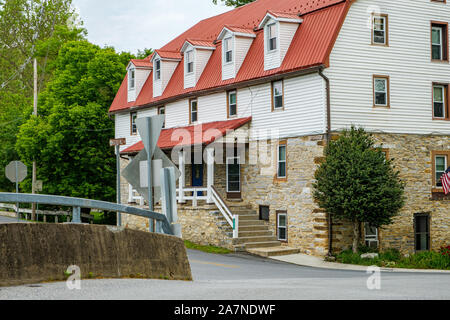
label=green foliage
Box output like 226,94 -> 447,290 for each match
313,127 -> 405,251
16,41 -> 129,202
184,240 -> 232,254
212,0 -> 254,7
336,248 -> 450,270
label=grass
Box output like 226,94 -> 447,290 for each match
336,247 -> 450,270
184,240 -> 231,254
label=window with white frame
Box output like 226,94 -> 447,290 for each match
373,76 -> 389,107
158,106 -> 165,128
433,84 -> 447,119
277,212 -> 287,241
190,99 -> 198,123
224,37 -> 233,63
372,15 -> 387,45
267,23 -> 278,51
364,223 -> 379,248
186,50 -> 194,74
129,68 -> 135,89
130,112 -> 137,135
435,155 -> 447,187
277,143 -> 287,179
228,90 -> 237,117
272,80 -> 284,110
432,25 -> 444,60
155,59 -> 161,81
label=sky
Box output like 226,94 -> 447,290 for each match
71,0 -> 232,54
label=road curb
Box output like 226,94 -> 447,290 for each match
270,254 -> 450,274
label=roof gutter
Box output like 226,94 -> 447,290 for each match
110,65 -> 324,115
318,66 -> 333,257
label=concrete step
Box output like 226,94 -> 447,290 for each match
233,235 -> 278,245
235,215 -> 260,221
244,241 -> 282,249
238,230 -> 273,237
231,210 -> 258,216
238,225 -> 270,232
247,247 -> 301,258
239,220 -> 266,226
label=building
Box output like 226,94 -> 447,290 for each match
109,0 -> 450,257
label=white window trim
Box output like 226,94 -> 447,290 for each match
435,155 -> 447,187
374,77 -> 388,107
364,223 -> 379,248
433,84 -> 446,119
223,37 -> 234,65
154,59 -> 161,81
373,16 -> 386,45
277,144 -> 287,178
228,90 -> 237,117
131,112 -> 137,135
273,80 -> 284,109
432,26 -> 443,60
185,50 -> 194,75
277,212 -> 287,241
267,22 -> 278,53
190,99 -> 198,123
129,68 -> 135,90
226,156 -> 241,193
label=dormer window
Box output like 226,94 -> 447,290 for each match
224,37 -> 233,63
129,68 -> 135,90
268,23 -> 278,51
155,59 -> 161,80
186,51 -> 194,74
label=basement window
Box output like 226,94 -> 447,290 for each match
414,214 -> 430,252
364,223 -> 379,249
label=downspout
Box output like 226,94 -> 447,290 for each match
318,67 -> 333,257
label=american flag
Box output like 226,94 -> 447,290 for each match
441,167 -> 450,195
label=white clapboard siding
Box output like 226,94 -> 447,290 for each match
235,36 -> 254,75
324,0 -> 450,135
198,92 -> 228,123
195,49 -> 213,84
279,22 -> 299,65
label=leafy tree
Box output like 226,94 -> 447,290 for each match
0,0 -> 83,191
212,0 -> 254,7
313,127 -> 405,253
16,41 -> 129,202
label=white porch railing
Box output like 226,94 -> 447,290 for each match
176,187 -> 208,207
210,186 -> 238,239
128,184 -> 144,206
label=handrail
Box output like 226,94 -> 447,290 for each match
210,186 -> 236,234
0,193 -> 173,235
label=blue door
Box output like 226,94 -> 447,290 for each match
192,163 -> 204,196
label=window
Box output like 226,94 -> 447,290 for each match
227,90 -> 237,117
224,37 -> 233,63
431,22 -> 448,61
373,75 -> 390,107
272,80 -> 284,110
435,154 -> 448,188
189,99 -> 198,123
372,14 -> 388,45
364,223 -> 379,249
155,59 -> 161,81
433,84 -> 448,119
267,23 -> 277,51
130,112 -> 137,135
277,142 -> 287,179
259,205 -> 270,221
186,51 -> 194,74
158,106 -> 165,128
226,157 -> 241,193
129,69 -> 135,89
277,211 -> 287,242
414,214 -> 430,252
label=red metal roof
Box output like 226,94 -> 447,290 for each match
110,0 -> 349,113
223,25 -> 256,35
185,39 -> 216,48
154,50 -> 182,60
266,10 -> 302,20
130,59 -> 152,68
121,117 -> 252,154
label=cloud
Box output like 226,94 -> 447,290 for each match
72,0 -> 230,54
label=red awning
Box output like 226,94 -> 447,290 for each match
121,117 -> 251,154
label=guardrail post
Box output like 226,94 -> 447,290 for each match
72,207 -> 81,224
233,215 -> 239,239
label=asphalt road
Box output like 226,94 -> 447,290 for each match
0,215 -> 24,224
0,249 -> 449,300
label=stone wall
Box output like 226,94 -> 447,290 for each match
241,135 -> 329,256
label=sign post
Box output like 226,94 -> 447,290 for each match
110,138 -> 126,227
5,161 -> 27,221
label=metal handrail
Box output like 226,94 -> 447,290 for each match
0,193 -> 173,235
